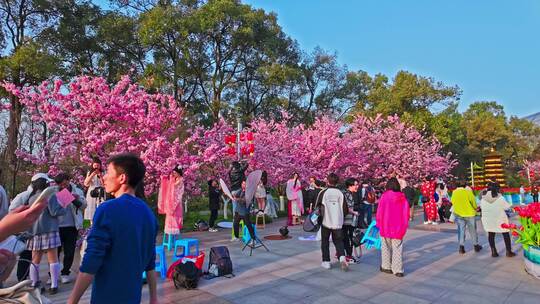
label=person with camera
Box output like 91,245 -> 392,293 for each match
84,157 -> 105,223
54,173 -> 87,284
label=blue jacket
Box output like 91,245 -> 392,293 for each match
80,194 -> 158,304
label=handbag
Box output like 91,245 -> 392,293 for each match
0,280 -> 51,304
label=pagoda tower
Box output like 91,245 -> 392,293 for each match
483,148 -> 506,187
469,162 -> 485,188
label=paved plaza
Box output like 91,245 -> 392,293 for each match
6,211 -> 540,304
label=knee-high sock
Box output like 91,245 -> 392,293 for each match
29,264 -> 39,286
50,262 -> 61,288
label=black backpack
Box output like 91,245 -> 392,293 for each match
173,261 -> 201,290
207,246 -> 233,277
303,208 -> 320,232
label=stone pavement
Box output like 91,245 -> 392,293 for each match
6,211 -> 540,304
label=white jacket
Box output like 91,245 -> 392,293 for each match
480,193 -> 511,233
317,187 -> 347,229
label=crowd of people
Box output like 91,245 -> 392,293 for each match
0,155 -> 534,303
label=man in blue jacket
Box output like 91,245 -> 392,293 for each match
68,153 -> 158,304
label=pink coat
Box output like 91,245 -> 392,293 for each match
376,190 -> 410,240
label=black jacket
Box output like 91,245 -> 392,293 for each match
208,186 -> 221,210
228,162 -> 248,191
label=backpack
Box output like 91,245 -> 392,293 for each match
207,246 -> 233,277
366,191 -> 376,204
352,228 -> 365,247
303,208 -> 320,232
173,261 -> 201,290
194,220 -> 209,231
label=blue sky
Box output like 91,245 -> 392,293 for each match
243,0 -> 540,118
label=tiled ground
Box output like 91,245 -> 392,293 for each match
5,209 -> 540,303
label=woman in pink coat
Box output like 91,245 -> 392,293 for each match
376,177 -> 410,277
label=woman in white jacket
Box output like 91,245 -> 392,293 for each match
480,183 -> 516,258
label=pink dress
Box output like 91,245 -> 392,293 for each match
158,176 -> 184,235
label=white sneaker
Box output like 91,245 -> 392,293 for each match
423,221 -> 429,225
209,228 -> 218,232
61,275 -> 72,284
231,237 -> 240,242
431,222 -> 439,225
321,261 -> 331,269
46,278 -> 51,285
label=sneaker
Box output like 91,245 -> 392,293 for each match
474,244 -> 482,252
345,256 -> 354,263
339,256 -> 349,272
431,222 -> 439,225
321,261 -> 331,269
48,287 -> 58,295
209,228 -> 218,232
459,245 -> 465,254
231,237 -> 240,242
61,275 -> 72,284
423,221 -> 429,225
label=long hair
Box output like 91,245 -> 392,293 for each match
487,182 -> 500,197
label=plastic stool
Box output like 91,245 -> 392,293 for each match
241,224 -> 258,244
231,220 -> 245,239
162,233 -> 176,251
256,213 -> 266,229
173,238 -> 199,261
361,220 -> 381,250
143,245 -> 167,279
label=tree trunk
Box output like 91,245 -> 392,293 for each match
5,95 -> 23,194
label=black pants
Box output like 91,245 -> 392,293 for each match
438,205 -> 450,222
342,225 -> 354,256
209,209 -> 218,228
533,194 -> 539,203
233,212 -> 255,240
321,226 -> 345,262
58,227 -> 78,276
488,232 -> 512,252
17,250 -> 32,281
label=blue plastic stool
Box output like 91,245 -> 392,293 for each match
143,245 -> 167,279
172,238 -> 199,261
361,220 -> 381,250
162,233 -> 176,251
241,224 -> 258,244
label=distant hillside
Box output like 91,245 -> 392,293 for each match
524,112 -> 540,125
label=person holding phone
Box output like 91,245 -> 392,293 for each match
84,157 -> 105,222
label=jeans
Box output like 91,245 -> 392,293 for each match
455,215 -> 478,246
58,226 -> 78,275
321,226 -> 345,262
362,204 -> 373,225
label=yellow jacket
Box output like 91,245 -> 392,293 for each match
451,188 -> 477,217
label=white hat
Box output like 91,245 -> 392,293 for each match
31,173 -> 53,182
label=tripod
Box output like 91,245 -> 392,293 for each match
241,234 -> 269,256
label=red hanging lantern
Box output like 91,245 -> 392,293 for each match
248,143 -> 255,154
227,147 -> 235,155
241,146 -> 248,156
246,132 -> 254,142
240,133 -> 245,141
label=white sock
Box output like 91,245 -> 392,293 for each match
50,263 -> 61,288
29,264 -> 39,287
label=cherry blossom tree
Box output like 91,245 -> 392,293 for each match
2,75 -> 186,193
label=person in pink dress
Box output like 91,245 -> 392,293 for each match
159,166 -> 184,235
286,173 -> 303,225
376,177 -> 410,277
